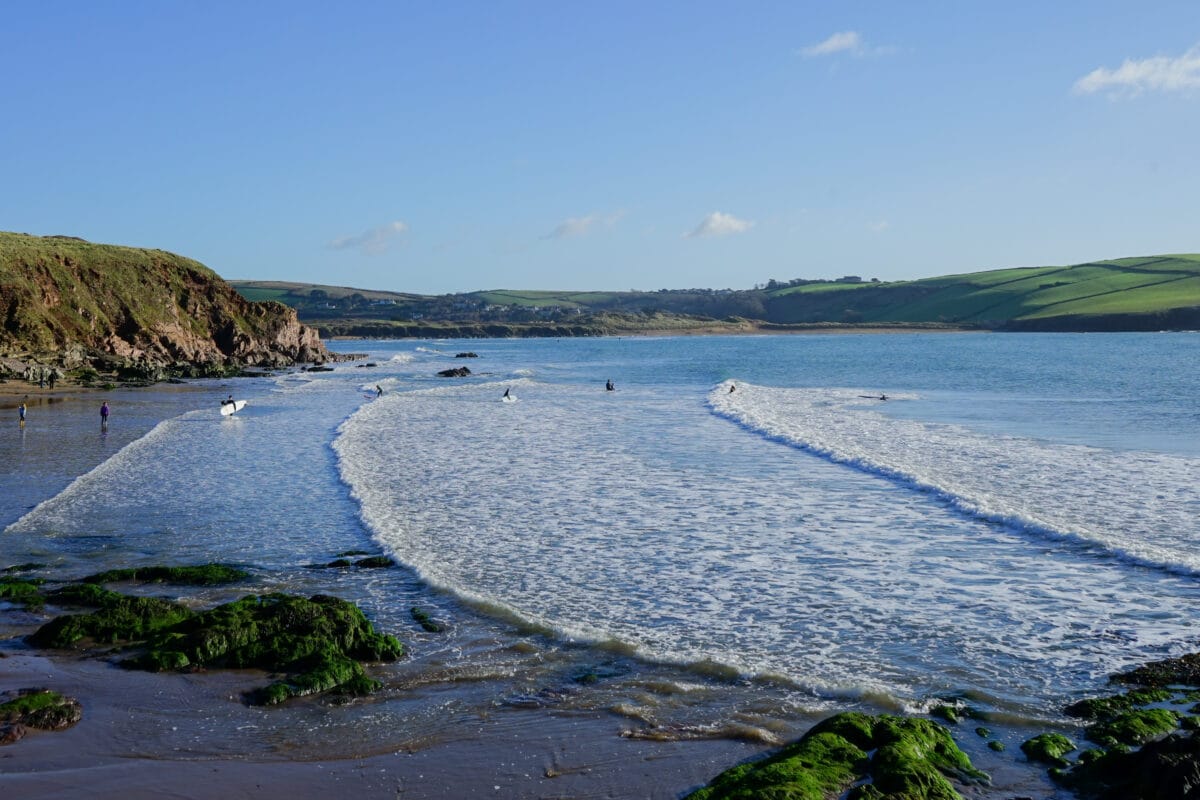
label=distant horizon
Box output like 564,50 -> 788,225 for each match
4,3 -> 1199,293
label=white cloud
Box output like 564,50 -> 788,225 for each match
685,211 -> 754,239
1074,45 -> 1200,97
543,210 -> 625,240
329,221 -> 409,255
801,31 -> 863,58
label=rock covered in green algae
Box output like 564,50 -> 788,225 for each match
0,578 -> 45,610
1065,687 -> 1173,720
1020,733 -> 1077,768
0,688 -> 82,743
410,606 -> 444,633
80,564 -> 249,586
687,712 -> 988,800
125,593 -> 404,705
1114,653 -> 1200,688
29,585 -> 192,647
1085,708 -> 1180,749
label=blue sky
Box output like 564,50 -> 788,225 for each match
3,2 -> 1199,294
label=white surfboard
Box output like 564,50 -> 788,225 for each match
220,400 -> 247,416
501,394 -> 517,403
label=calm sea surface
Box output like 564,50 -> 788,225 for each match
3,332 -> 1199,746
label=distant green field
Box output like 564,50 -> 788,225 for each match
230,253 -> 1200,332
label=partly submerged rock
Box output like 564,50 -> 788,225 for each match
124,593 -> 404,705
0,688 -> 82,741
80,564 -> 249,586
687,712 -> 988,800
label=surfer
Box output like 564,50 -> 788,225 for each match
100,401 -> 109,429
606,379 -> 614,391
221,394 -> 235,407
503,387 -> 511,399
18,401 -> 27,423
729,384 -> 736,393
375,385 -> 384,397
880,393 -> 887,401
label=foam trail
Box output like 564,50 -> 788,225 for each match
710,383 -> 1200,575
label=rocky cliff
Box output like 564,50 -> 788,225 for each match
0,232 -> 329,380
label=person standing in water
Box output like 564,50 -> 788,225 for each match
605,379 -> 614,391
18,400 -> 27,424
100,401 -> 110,430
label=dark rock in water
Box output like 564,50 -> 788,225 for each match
336,550 -> 371,557
1058,731 -> 1200,800
455,352 -> 478,358
0,578 -> 45,610
0,688 -> 83,734
353,556 -> 394,569
306,365 -> 335,372
1021,733 -> 1076,768
437,366 -> 471,377
1086,708 -> 1180,748
410,606 -> 444,633
123,593 -> 404,705
309,555 -> 394,569
80,564 -> 249,586
686,711 -> 988,799
1065,687 -> 1173,720
1116,653 -> 1200,688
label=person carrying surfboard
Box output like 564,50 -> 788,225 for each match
221,394 -> 235,406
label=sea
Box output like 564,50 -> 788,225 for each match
2,331 -> 1199,792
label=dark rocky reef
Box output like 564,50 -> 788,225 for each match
1021,651 -> 1200,799
437,366 -> 471,377
686,712 -> 988,799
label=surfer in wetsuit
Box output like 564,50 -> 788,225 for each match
503,387 -> 511,399
375,385 -> 384,397
221,394 -> 234,407
729,384 -> 736,393
606,379 -> 614,391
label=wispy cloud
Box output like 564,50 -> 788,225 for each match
800,31 -> 863,58
329,221 -> 409,255
685,211 -> 754,239
543,210 -> 625,240
1074,44 -> 1200,97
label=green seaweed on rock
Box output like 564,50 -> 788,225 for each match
1020,733 -> 1076,768
0,578 -> 45,610
125,593 -> 403,705
81,564 -> 249,586
0,688 -> 82,731
687,712 -> 987,800
29,586 -> 192,647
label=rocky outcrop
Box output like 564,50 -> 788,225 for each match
0,232 -> 330,377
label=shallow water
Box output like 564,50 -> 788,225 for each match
2,333 -> 1198,789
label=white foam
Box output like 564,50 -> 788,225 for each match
333,379 -> 1200,713
710,383 -> 1200,575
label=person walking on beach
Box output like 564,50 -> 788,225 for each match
100,401 -> 110,430
18,400 -> 27,424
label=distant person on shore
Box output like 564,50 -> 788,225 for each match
18,400 -> 27,423
48,372 -> 57,389
605,379 -> 614,391
100,401 -> 110,429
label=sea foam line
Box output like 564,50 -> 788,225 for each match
709,382 -> 1200,577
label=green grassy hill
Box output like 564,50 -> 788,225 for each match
234,254 -> 1200,333
0,232 -> 328,377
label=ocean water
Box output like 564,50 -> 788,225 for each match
3,332 -> 1200,743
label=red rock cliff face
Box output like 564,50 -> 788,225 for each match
0,233 -> 331,372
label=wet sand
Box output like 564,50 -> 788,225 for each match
0,650 -> 760,799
